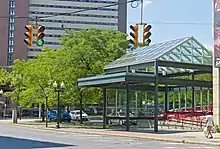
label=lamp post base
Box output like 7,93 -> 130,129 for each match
56,123 -> 60,128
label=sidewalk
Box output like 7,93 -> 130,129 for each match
1,119 -> 220,146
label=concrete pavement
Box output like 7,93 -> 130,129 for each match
1,118 -> 220,146
0,123 -> 218,149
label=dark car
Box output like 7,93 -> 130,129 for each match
48,109 -> 71,122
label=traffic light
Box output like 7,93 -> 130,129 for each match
143,24 -> 152,46
24,25 -> 33,46
36,25 -> 45,46
129,24 -> 138,46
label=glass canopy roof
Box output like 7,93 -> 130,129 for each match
105,36 -> 212,74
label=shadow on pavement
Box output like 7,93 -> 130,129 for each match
0,135 -> 75,149
112,128 -> 198,134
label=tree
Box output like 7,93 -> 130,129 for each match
56,28 -> 129,106
0,68 -> 11,86
5,29 -> 128,113
2,60 -> 27,119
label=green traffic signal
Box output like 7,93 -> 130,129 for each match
36,25 -> 45,46
37,39 -> 44,46
145,39 -> 151,46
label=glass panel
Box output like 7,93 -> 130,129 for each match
169,53 -> 180,62
161,54 -> 169,60
203,48 -> 211,56
182,41 -> 191,48
181,55 -> 192,63
192,40 -> 202,48
193,57 -> 202,64
203,57 -> 212,65
193,48 -> 203,56
172,47 -> 181,54
181,45 -> 192,55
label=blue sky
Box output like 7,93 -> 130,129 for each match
127,0 -> 212,47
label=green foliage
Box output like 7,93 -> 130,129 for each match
3,60 -> 27,107
0,68 -> 11,86
56,29 -> 128,106
1,29 -> 128,108
215,125 -> 220,133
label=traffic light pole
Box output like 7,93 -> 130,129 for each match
140,0 -> 143,25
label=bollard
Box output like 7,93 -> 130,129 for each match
12,110 -> 17,123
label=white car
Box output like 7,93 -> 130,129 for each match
70,110 -> 89,121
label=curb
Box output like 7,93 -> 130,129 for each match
1,122 -> 220,146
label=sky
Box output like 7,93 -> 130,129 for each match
126,0 -> 212,47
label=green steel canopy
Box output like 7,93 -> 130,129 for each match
77,36 -> 212,88
77,36 -> 213,133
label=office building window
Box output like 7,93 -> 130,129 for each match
9,1 -> 15,8
9,9 -> 15,15
8,47 -> 13,53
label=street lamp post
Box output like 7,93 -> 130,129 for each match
53,81 -> 65,129
0,89 -> 4,119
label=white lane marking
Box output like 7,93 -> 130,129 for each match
164,147 -> 177,149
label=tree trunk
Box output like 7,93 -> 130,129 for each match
80,93 -> 83,124
42,103 -> 45,122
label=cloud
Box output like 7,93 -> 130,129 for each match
143,0 -> 152,7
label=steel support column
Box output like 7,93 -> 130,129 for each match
200,88 -> 203,111
125,82 -> 130,131
173,89 -> 175,110
103,88 -> 107,129
191,72 -> 195,109
185,87 -> 187,110
207,89 -> 210,111
178,88 -> 181,110
154,61 -> 159,132
164,85 -> 168,112
116,89 -> 118,115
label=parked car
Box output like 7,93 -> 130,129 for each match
69,110 -> 89,121
48,109 -> 71,122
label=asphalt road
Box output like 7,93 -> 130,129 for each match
0,124 -> 218,149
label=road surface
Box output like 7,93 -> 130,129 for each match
0,124 -> 218,149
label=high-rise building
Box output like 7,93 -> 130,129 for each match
0,0 -> 127,66
0,0 -> 28,66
